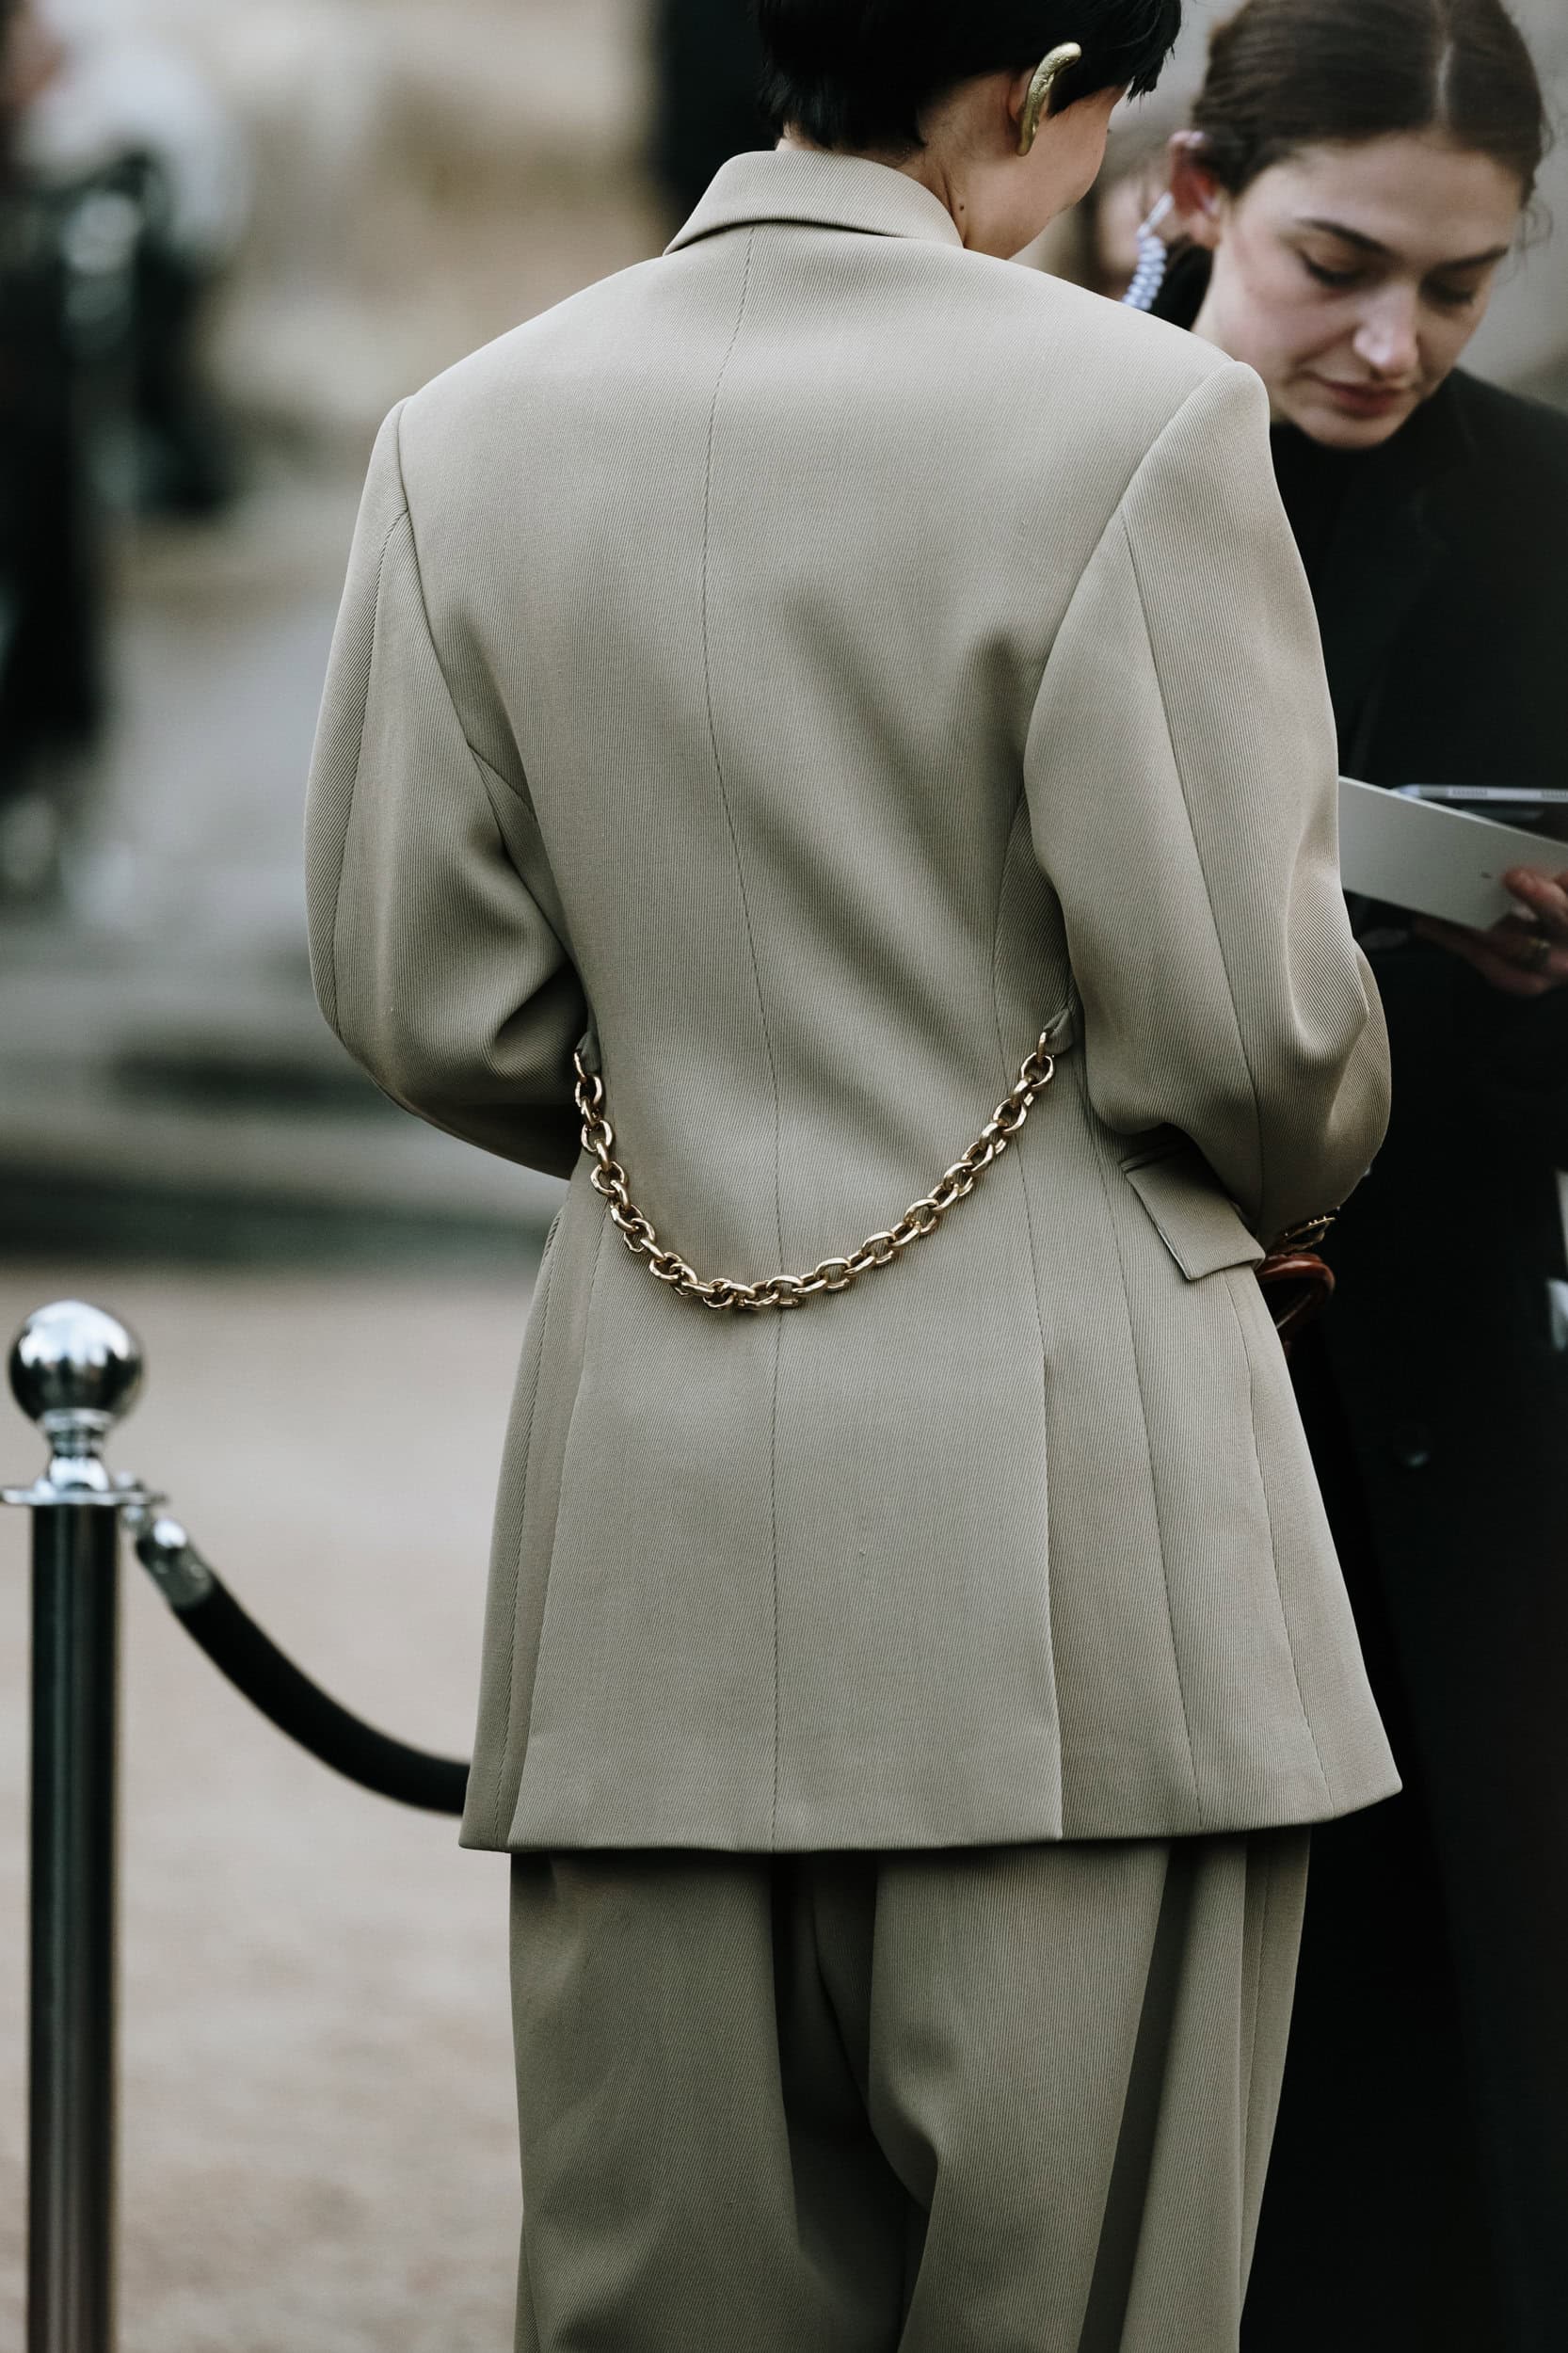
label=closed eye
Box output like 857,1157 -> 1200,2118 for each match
1303,257 -> 1363,291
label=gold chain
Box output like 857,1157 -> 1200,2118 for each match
573,1034 -> 1058,1312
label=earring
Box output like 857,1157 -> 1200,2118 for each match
1017,42 -> 1084,156
1123,191 -> 1175,312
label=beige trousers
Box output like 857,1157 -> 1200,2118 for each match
508,1834 -> 1308,2353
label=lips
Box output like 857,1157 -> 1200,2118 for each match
1318,379 -> 1416,415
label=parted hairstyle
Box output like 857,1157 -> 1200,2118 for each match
1192,0 -> 1550,203
753,0 -> 1184,153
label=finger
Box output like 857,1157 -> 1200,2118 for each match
1415,917 -> 1559,996
1463,947 -> 1557,998
1503,866 -> 1568,937
1495,920 -> 1568,980
1417,909 -> 1559,972
1461,905 -> 1568,980
1503,863 -> 1568,896
1489,910 -> 1559,957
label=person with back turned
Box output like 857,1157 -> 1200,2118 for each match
305,4 -> 1394,2345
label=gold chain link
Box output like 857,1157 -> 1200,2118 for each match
572,1034 -> 1058,1312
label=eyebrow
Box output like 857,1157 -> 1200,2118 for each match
1296,216 -> 1512,269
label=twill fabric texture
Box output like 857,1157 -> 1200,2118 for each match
304,151 -> 1397,1852
507,1833 -> 1311,2352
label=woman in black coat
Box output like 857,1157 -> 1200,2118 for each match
1141,2 -> 1568,2345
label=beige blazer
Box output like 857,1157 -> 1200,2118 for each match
306,150 -> 1397,1853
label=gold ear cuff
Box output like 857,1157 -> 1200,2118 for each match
1017,42 -> 1084,155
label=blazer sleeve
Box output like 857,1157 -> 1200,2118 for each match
1024,360 -> 1391,1247
304,404 -> 586,1179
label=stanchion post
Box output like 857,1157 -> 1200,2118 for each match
29,1497 -> 120,2353
5,1303 -> 150,2353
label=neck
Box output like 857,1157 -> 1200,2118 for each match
778,128 -> 969,230
1188,275 -> 1229,360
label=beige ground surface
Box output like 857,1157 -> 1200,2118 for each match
0,1259 -> 540,2351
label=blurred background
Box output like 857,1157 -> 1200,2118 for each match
0,3 -> 1562,2346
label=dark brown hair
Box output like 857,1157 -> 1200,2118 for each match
754,0 -> 1184,153
1192,0 -> 1549,203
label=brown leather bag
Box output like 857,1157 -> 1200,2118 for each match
1257,1249 -> 1336,1354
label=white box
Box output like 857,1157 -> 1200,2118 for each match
1338,776 -> 1559,930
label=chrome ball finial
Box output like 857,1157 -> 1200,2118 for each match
9,1301 -> 144,1435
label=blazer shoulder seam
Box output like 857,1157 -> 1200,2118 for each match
1026,367 -> 1251,716
1113,361 -> 1258,521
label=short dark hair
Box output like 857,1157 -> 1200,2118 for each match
1192,0 -> 1549,203
754,0 -> 1185,154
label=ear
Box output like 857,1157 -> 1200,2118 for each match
1168,131 -> 1226,250
1005,62 -> 1035,146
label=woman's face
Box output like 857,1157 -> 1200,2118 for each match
1187,134 -> 1525,449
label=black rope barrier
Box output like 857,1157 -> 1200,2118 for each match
3,1299 -> 477,2351
130,1513 -> 470,1815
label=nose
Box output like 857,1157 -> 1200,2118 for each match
1352,286 -> 1421,380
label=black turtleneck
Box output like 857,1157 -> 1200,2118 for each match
1267,419 -> 1358,599
1146,242 -> 1568,793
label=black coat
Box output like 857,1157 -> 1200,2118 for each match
1186,347 -> 1568,2343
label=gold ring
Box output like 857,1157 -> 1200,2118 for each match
1525,931 -> 1554,974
